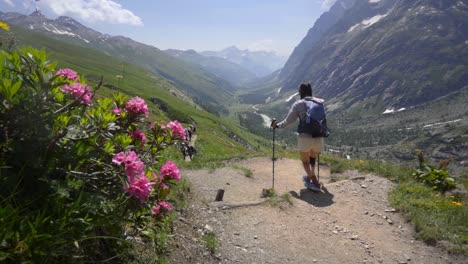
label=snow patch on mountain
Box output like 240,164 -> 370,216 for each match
423,119 -> 462,128
43,23 -> 76,36
286,92 -> 298,102
382,108 -> 406,114
348,13 -> 389,32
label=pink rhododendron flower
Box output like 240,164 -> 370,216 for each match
125,96 -> 149,117
123,151 -> 145,182
167,120 -> 185,139
125,176 -> 152,202
112,151 -> 145,182
56,68 -> 78,81
112,107 -> 121,116
112,152 -> 127,165
159,160 -> 180,182
151,204 -> 161,216
151,201 -> 172,216
159,201 -> 172,212
62,83 -> 93,105
129,129 -> 146,144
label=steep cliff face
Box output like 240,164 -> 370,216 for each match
279,0 -> 357,81
280,0 -> 468,113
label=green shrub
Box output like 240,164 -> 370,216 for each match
0,47 -> 185,262
413,151 -> 457,192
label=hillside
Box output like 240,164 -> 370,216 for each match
0,11 -> 237,115
280,0 -> 468,110
0,25 -> 270,162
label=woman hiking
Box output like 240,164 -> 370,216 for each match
271,82 -> 327,191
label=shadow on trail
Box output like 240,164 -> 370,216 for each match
289,189 -> 334,207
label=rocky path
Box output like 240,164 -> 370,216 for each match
169,157 -> 463,264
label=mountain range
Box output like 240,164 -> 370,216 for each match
164,49 -> 257,85
201,46 -> 287,77
278,0 -> 468,113
0,10 -> 236,115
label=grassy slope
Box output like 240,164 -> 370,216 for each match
4,25 -> 271,163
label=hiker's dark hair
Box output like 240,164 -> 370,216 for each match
299,82 -> 312,99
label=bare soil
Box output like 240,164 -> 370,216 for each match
168,157 -> 464,264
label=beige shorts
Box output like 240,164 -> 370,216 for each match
297,134 -> 324,153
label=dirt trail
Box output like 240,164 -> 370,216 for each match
170,157 -> 463,264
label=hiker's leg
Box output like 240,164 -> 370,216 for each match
308,150 -> 319,184
300,151 -> 314,182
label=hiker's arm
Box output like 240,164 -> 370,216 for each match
276,102 -> 299,128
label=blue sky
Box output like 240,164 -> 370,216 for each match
0,0 -> 337,56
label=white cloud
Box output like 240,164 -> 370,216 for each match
38,0 -> 143,26
3,0 -> 15,7
319,0 -> 338,10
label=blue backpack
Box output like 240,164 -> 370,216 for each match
299,99 -> 330,137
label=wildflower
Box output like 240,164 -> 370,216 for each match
112,107 -> 121,116
129,129 -> 146,144
151,201 -> 172,216
56,68 -> 78,81
167,120 -> 185,139
159,201 -> 172,212
359,160 -> 364,164
160,160 -> 180,182
125,176 -> 153,202
125,96 -> 149,117
152,204 -> 161,216
0,21 -> 10,31
112,151 -> 145,182
452,201 -> 462,207
123,151 -> 145,182
112,151 -> 127,165
62,82 -> 92,105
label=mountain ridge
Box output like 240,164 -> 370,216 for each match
0,11 -> 237,115
164,48 -> 257,86
279,0 -> 468,112
201,45 -> 287,77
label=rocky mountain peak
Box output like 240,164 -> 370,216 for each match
30,10 -> 45,18
55,16 -> 82,26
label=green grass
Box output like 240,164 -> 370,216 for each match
202,232 -> 219,254
389,180 -> 468,254
268,192 -> 293,208
230,164 -> 253,177
320,154 -> 412,181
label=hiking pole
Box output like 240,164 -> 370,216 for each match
317,153 -> 320,184
271,118 -> 276,190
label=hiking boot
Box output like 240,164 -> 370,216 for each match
302,175 -> 315,189
310,183 -> 321,191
